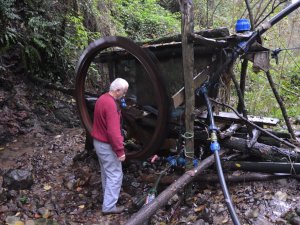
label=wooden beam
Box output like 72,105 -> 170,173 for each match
181,0 -> 195,157
196,111 -> 279,126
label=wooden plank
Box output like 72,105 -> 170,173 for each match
172,68 -> 209,108
196,111 -> 279,126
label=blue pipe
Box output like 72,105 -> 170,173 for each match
197,85 -> 241,225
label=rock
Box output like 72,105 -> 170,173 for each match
37,207 -> 52,219
13,221 -> 25,225
253,215 -> 274,225
0,175 -> 5,199
25,220 -> 35,225
34,218 -> 59,225
131,181 -> 140,188
245,207 -> 260,218
294,116 -> 300,125
194,218 -> 209,225
296,205 -> 300,216
3,169 -> 33,190
5,216 -> 22,225
63,174 -> 76,190
274,191 -> 287,201
291,216 -> 300,225
54,108 -> 72,123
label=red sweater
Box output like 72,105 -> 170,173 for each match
91,93 -> 124,157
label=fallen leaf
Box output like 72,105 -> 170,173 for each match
13,221 -> 24,225
43,184 -> 52,191
194,204 -> 205,212
42,209 -> 51,219
222,217 -> 229,223
76,187 -> 83,192
34,213 -> 41,218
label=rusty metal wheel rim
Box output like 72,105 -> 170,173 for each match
75,36 -> 169,160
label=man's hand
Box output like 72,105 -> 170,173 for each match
118,154 -> 126,161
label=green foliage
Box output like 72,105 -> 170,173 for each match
0,0 -> 94,84
64,15 -> 89,53
21,11 -> 65,80
232,56 -> 300,120
111,0 -> 181,41
0,0 -> 20,47
193,0 -> 245,31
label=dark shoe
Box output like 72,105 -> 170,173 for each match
102,206 -> 125,215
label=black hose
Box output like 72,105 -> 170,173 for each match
198,85 -> 241,225
214,150 -> 241,225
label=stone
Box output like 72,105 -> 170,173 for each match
3,169 -> 33,190
25,220 -> 35,225
291,216 -> 300,225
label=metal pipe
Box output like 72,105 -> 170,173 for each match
266,1 -> 300,32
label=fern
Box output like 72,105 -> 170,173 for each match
1,28 -> 18,45
0,0 -> 20,20
0,0 -> 20,46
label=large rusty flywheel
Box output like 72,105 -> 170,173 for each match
75,36 -> 169,160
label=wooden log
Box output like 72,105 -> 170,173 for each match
237,127 -> 292,139
248,128 -> 261,148
219,123 -> 242,139
141,172 -> 292,185
194,130 -> 299,161
222,137 -> 299,161
124,151 -> 225,225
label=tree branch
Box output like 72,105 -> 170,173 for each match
265,71 -> 296,140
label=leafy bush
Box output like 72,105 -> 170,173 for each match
111,0 -> 181,41
232,56 -> 300,120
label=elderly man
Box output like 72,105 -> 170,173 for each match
91,77 -> 129,215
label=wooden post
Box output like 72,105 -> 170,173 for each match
180,0 -> 195,158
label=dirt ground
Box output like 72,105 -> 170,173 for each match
1,74 -> 300,225
1,123 -> 300,225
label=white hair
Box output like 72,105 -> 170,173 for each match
109,78 -> 129,91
